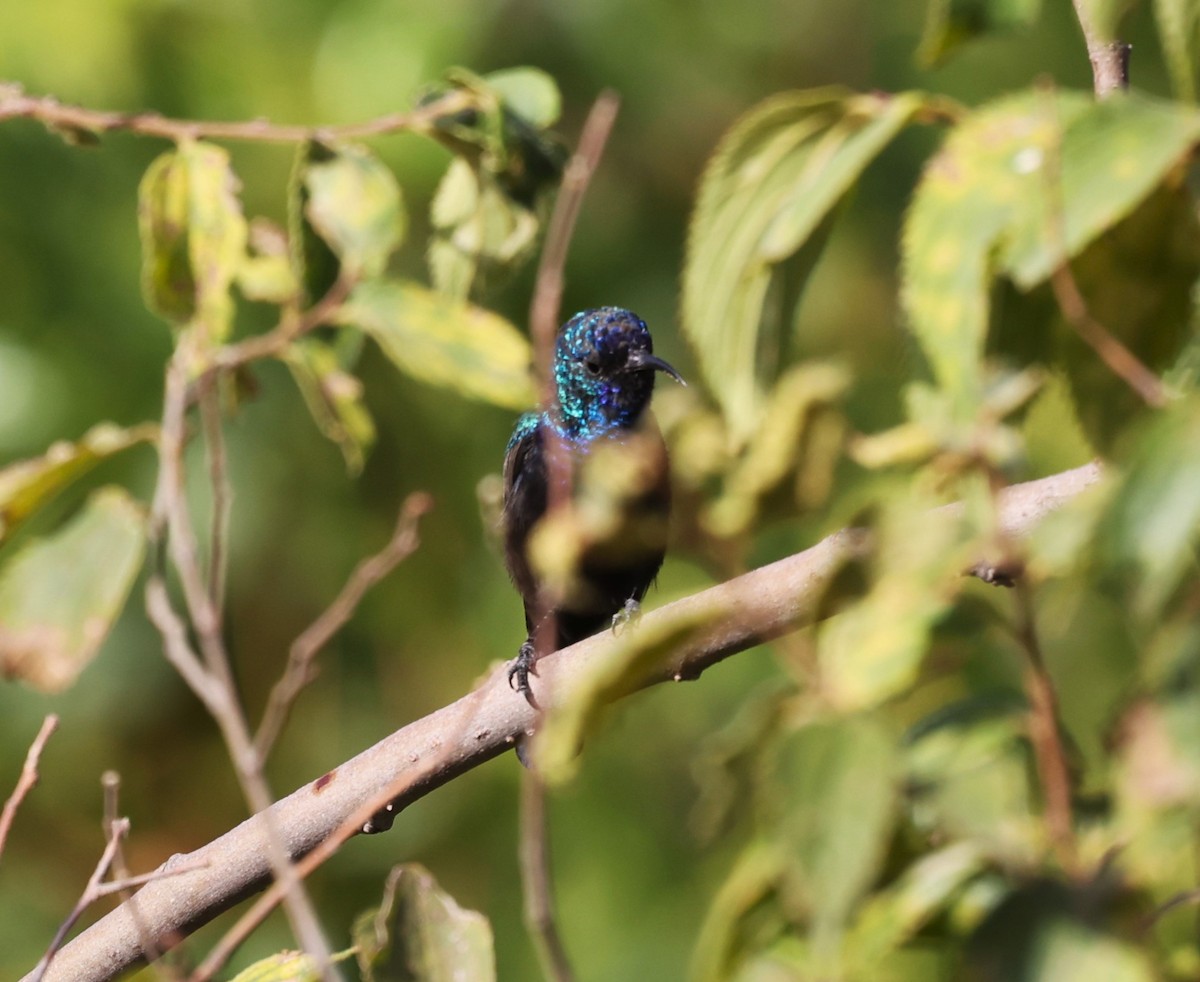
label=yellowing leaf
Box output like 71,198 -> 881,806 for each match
684,89 -> 930,444
138,140 -> 247,342
0,488 -> 147,692
0,422 -> 156,545
285,337 -> 376,475
229,951 -> 320,982
338,279 -> 535,410
303,143 -> 405,280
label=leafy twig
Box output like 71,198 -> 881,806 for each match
0,714 -> 58,861
254,492 -> 434,761
28,461 -> 1104,982
0,82 -> 472,145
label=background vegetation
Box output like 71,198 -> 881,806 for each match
3,1 -> 1200,980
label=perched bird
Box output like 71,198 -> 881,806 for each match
503,307 -> 684,696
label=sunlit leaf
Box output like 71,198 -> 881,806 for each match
238,217 -> 298,304
302,143 -> 405,280
354,863 -> 494,982
229,951 -> 320,982
0,422 -> 156,545
918,0 -> 1043,67
484,66 -> 562,129
290,142 -> 342,304
428,159 -> 539,299
0,487 -> 146,693
337,279 -> 535,410
533,600 -> 719,783
773,716 -> 898,959
903,89 -> 1200,419
704,361 -> 849,537
684,88 -> 930,443
138,140 -> 247,342
286,336 -> 376,475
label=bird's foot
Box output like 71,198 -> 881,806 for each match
508,639 -> 537,698
612,598 -> 642,635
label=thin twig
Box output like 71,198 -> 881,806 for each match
1038,85 -> 1167,409
150,349 -> 339,979
1069,1 -> 1131,97
1013,581 -> 1078,874
0,83 -> 473,145
519,90 -> 620,979
520,772 -> 576,982
199,378 -> 231,624
254,492 -> 434,760
0,714 -> 58,861
26,462 -> 1105,982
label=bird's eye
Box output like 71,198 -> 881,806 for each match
582,356 -> 602,376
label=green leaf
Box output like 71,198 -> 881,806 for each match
483,66 -> 562,129
138,140 -> 247,342
845,842 -> 986,972
1099,395 -> 1200,616
354,863 -> 495,982
532,601 -> 719,783
902,89 -> 1200,419
302,143 -> 405,281
229,951 -> 320,982
918,0 -> 1043,67
0,488 -> 147,693
427,159 -> 539,299
1156,0 -> 1200,102
238,218 -> 299,304
290,142 -> 342,304
683,88 -> 930,444
337,279 -> 535,410
286,336 -> 376,475
0,422 -> 156,545
773,716 -> 898,961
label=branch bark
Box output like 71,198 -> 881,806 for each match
22,461 -> 1103,982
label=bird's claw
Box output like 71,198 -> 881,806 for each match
508,640 -> 537,696
611,598 -> 642,635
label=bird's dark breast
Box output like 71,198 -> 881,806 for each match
502,418 -> 670,651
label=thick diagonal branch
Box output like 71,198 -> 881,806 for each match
23,462 -> 1102,982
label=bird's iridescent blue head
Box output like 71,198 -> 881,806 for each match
551,307 -> 684,441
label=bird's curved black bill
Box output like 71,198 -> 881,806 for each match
628,350 -> 686,386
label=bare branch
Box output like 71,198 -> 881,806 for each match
1014,582 -> 1079,874
1069,2 -> 1131,97
23,461 -> 1103,982
0,82 -> 472,145
520,773 -> 576,982
199,379 -> 231,624
254,492 -> 434,760
0,714 -> 58,861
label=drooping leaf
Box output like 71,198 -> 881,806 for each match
845,842 -> 986,973
903,89 -> 1200,420
353,863 -> 495,982
0,487 -> 147,692
0,422 -> 156,545
532,599 -> 719,783
1156,0 -> 1200,102
704,361 -> 849,537
229,951 -> 320,982
286,336 -> 376,475
337,279 -> 535,410
683,88 -> 931,444
1098,395 -> 1200,617
772,716 -> 898,961
238,217 -> 299,304
138,140 -> 247,342
427,159 -> 539,299
302,143 -> 405,281
483,66 -> 562,129
918,0 -> 1043,67
290,142 -> 342,304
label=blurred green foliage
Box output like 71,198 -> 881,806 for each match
4,1 -> 1200,981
